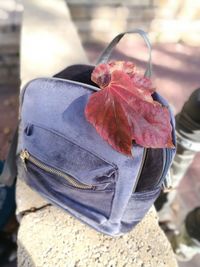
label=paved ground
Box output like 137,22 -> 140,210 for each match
0,84 -> 18,160
1,40 -> 200,266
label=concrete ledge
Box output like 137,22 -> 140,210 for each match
17,201 -> 178,267
20,0 -> 87,86
16,179 -> 47,217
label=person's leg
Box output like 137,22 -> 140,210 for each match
155,88 -> 200,224
0,161 -> 18,265
155,88 -> 200,261
169,207 -> 200,261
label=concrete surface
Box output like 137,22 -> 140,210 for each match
16,180 -> 178,267
17,204 -> 177,267
20,0 -> 87,87
16,0 -> 178,267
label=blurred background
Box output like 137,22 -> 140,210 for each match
0,0 -> 200,266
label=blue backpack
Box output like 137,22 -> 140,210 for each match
0,30 -> 176,236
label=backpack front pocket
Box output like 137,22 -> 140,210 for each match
20,123 -> 118,219
20,150 -> 96,190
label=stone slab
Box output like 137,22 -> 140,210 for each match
16,179 -> 48,217
20,0 -> 88,87
17,205 -> 178,267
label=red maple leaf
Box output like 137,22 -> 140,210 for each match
85,61 -> 174,156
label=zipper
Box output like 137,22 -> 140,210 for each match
132,148 -> 174,193
20,150 -> 96,190
132,148 -> 147,193
162,149 -> 173,192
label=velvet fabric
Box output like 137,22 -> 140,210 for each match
17,65 -> 176,236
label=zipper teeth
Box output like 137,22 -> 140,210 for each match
21,150 -> 95,190
162,149 -> 173,191
132,148 -> 147,192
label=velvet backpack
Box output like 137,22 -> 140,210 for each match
0,30 -> 176,236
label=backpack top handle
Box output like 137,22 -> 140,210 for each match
96,29 -> 152,78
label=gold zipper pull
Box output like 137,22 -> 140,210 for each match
20,149 -> 30,161
20,150 -> 30,170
